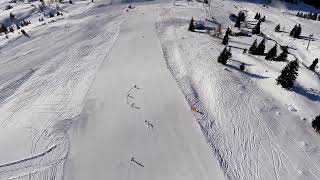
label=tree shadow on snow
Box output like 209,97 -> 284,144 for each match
225,63 -> 269,79
292,85 -> 320,102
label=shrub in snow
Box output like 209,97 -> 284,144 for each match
240,63 -> 245,71
275,24 -> 280,32
276,60 -> 299,89
312,115 -> 320,133
249,39 -> 257,54
9,27 -> 14,33
69,0 -> 73,4
188,18 -> 195,32
218,47 -> 231,65
273,46 -> 288,62
4,5 -> 13,10
252,20 -> 261,34
10,12 -> 15,19
0,24 -> 8,34
255,38 -> 266,55
261,16 -> 266,22
265,44 -> 277,60
222,33 -> 229,45
309,58 -> 318,71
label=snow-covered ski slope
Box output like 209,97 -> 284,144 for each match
0,0 -> 319,179
156,0 -> 320,180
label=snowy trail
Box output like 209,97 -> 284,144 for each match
65,2 -> 225,180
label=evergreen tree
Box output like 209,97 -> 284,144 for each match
252,20 -> 261,34
227,47 -> 232,59
293,24 -> 302,38
312,115 -> 320,133
217,47 -> 230,65
222,33 -> 229,45
265,44 -> 277,60
309,58 -> 318,71
261,16 -> 266,22
0,24 -> 8,34
276,60 -> 299,89
240,63 -> 245,71
255,38 -> 266,55
226,27 -> 232,36
290,25 -> 297,37
10,13 -> 15,19
275,24 -> 280,32
188,17 -> 195,32
235,18 -> 241,28
254,12 -> 261,20
273,46 -> 288,62
249,39 -> 257,54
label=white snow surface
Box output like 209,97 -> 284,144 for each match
0,0 -> 319,179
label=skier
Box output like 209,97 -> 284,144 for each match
145,120 -> 154,130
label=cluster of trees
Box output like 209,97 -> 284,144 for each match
254,12 -> 266,22
296,11 -> 320,21
248,38 -> 266,55
290,24 -> 302,38
252,20 -> 261,34
235,11 -> 246,28
248,38 -> 290,62
276,59 -> 299,89
20,19 -> 31,27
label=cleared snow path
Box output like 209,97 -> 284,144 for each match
65,2 -> 225,180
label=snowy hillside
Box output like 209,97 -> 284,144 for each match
0,0 -> 319,179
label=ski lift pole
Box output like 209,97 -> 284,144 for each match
307,34 -> 313,50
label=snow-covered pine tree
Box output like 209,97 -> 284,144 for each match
276,60 -> 299,89
265,44 -> 277,60
309,58 -> 319,71
255,38 -> 266,55
312,115 -> 320,133
252,20 -> 261,34
222,33 -> 229,45
188,17 -> 195,32
275,24 -> 280,32
249,39 -> 257,54
273,46 -> 288,62
218,47 -> 229,65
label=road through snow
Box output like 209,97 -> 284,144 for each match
65,2 -> 225,180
